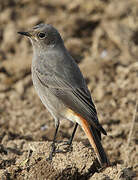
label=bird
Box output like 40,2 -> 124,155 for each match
18,23 -> 109,166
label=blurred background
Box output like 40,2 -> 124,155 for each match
0,0 -> 137,179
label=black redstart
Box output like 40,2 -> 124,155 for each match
18,24 -> 109,166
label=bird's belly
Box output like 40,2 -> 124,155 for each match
31,69 -> 64,118
62,108 -> 82,126
32,68 -> 82,125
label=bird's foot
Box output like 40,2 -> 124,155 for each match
46,142 -> 56,161
59,140 -> 73,152
46,142 -> 66,161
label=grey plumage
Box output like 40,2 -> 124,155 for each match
18,23 -> 109,166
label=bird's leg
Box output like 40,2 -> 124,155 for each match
64,123 -> 78,147
47,122 -> 59,161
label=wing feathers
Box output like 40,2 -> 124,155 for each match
35,69 -> 107,135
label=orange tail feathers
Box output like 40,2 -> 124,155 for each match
79,116 -> 109,166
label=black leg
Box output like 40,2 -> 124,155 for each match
66,123 -> 78,146
47,122 -> 59,160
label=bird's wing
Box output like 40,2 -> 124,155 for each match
35,66 -> 106,135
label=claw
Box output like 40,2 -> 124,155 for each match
46,142 -> 56,161
63,140 -> 71,146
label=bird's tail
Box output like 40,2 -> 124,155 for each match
80,116 -> 109,166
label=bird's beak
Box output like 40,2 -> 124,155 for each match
18,31 -> 32,37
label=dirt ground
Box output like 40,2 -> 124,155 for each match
0,0 -> 138,179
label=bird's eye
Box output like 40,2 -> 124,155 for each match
38,32 -> 46,39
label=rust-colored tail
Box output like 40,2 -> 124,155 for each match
80,117 -> 109,166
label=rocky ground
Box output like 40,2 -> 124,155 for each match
0,0 -> 138,179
